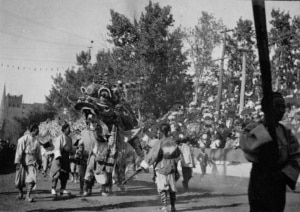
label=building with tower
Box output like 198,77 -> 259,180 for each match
0,84 -> 45,143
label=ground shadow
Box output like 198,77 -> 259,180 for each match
0,189 -> 53,196
176,192 -> 247,203
179,203 -> 245,211
27,198 -> 162,212
26,191 -> 247,212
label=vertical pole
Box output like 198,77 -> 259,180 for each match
239,51 -> 247,115
216,29 -> 232,122
252,0 -> 278,164
194,71 -> 199,104
252,0 -> 275,135
88,40 -> 94,64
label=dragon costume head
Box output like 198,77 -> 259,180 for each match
74,79 -> 138,131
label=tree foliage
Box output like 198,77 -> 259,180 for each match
225,18 -> 258,96
184,11 -> 224,104
107,1 -> 193,117
269,9 -> 300,93
47,1 -> 193,119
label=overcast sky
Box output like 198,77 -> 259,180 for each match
0,0 -> 299,103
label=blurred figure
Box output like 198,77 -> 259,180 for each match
69,152 -> 79,183
240,92 -> 300,212
179,139 -> 195,190
73,142 -> 88,195
196,147 -> 209,180
40,145 -> 52,177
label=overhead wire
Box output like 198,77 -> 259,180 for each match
0,30 -> 89,48
0,56 -> 75,64
0,8 -> 94,43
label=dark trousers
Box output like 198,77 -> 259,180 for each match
248,166 -> 286,212
52,171 -> 69,190
182,167 -> 192,189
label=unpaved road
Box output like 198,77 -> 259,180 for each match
1,168 -> 300,212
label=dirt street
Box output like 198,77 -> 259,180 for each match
1,168 -> 300,212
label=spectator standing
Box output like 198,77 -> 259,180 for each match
196,148 -> 209,180
179,140 -> 195,190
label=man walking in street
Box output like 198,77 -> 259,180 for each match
15,123 -> 42,202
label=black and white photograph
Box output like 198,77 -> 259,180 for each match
1,0 -> 300,211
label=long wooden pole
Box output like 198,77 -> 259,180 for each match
252,0 -> 278,157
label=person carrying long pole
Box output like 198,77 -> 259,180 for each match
239,1 -> 300,211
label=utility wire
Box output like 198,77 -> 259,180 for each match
0,30 -> 88,48
0,56 -> 76,64
0,8 -> 94,43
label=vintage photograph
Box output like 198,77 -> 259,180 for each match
1,0 -> 300,211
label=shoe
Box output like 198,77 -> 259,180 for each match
117,185 -> 125,192
17,193 -> 24,200
101,192 -> 109,197
51,189 -> 57,196
82,191 -> 90,197
25,197 -> 35,202
160,206 -> 169,212
60,190 -> 71,196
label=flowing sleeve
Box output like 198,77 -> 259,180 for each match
14,135 -> 26,164
141,139 -> 161,168
239,123 -> 272,162
53,135 -> 63,159
282,128 -> 300,189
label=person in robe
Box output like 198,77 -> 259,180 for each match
15,123 -> 42,202
240,92 -> 300,212
49,123 -> 73,196
179,139 -> 195,190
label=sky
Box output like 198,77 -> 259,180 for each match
0,0 -> 299,103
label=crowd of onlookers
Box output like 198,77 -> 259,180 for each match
148,77 -> 300,151
0,138 -> 16,172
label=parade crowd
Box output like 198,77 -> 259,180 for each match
3,73 -> 300,212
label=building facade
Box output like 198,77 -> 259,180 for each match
0,85 -> 45,143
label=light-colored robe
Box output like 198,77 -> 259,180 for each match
14,134 -> 42,185
49,134 -> 73,178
